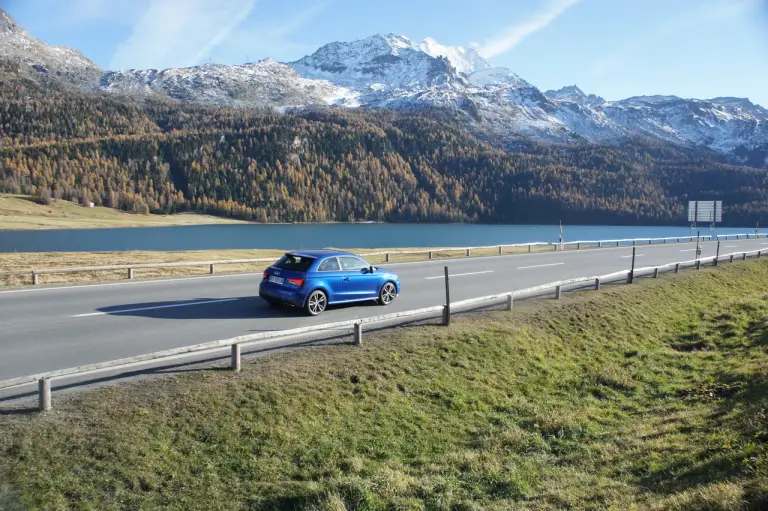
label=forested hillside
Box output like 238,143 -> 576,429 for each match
1,75 -> 766,225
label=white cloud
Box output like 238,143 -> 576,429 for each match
217,2 -> 330,63
592,0 -> 762,78
110,0 -> 256,70
64,0 -> 148,25
479,0 -> 583,59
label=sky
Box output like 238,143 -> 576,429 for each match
3,0 -> 768,106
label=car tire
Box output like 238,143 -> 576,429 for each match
378,282 -> 397,306
305,290 -> 328,316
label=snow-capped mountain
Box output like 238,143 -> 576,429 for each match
467,67 -> 530,88
547,91 -> 768,163
545,85 -> 605,106
416,38 -> 491,75
2,6 -> 766,166
100,59 -> 359,109
0,9 -> 101,87
289,34 -> 464,91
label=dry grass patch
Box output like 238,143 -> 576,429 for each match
0,194 -> 248,230
0,245 -> 549,287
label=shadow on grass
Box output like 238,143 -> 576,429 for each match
639,305 -> 768,506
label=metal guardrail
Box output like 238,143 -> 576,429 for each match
1,246 -> 765,411
5,234 -> 764,285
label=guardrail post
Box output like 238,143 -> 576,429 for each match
466,248 -> 471,257
128,268 -> 134,280
231,344 -> 241,372
616,241 -> 620,247
443,266 -> 451,326
714,241 -> 720,267
428,251 -> 433,260
627,247 -> 637,284
498,246 -> 503,255
595,278 -> 601,291
653,268 -> 659,278
528,245 -> 531,253
38,378 -> 51,412
730,254 -> 734,263
759,251 -> 763,259
743,253 -> 747,261
354,323 -> 362,345
210,264 -> 215,275
506,294 -> 513,311
386,253 -> 390,263
555,285 -> 562,299
598,241 -> 602,248
577,243 -> 581,250
675,263 -> 680,273
633,240 -> 636,246
32,272 -> 39,285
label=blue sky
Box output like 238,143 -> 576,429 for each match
4,0 -> 768,105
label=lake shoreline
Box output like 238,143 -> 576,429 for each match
0,222 -> 750,254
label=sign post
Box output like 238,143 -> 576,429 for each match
688,201 -> 722,237
696,230 -> 702,269
559,221 -> 564,252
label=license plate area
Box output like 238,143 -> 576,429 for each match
269,276 -> 285,285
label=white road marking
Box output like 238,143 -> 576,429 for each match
0,273 -> 263,296
425,271 -> 494,280
724,245 -> 738,248
621,254 -> 645,258
2,239 -> 762,295
517,263 -> 565,270
72,298 -> 242,318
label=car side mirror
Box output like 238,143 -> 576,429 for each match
369,266 -> 375,274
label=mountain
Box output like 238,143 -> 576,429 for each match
99,59 -> 359,110
1,9 -> 766,167
289,34 -> 464,91
0,8 -> 101,88
546,85 -> 605,106
415,37 -> 491,75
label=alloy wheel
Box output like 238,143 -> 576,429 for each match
380,283 -> 396,305
307,291 -> 327,315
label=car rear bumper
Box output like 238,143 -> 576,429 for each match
259,281 -> 307,307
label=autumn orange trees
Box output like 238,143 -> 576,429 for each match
1,74 -> 766,225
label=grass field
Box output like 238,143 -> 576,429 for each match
1,261 -> 766,510
0,194 -> 248,230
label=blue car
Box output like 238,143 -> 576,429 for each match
259,249 -> 401,316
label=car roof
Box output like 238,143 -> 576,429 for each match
285,249 -> 359,259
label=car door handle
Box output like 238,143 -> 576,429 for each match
343,277 -> 351,281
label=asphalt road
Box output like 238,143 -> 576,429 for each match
1,239 -> 766,383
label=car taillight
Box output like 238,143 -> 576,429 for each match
287,278 -> 304,287
263,271 -> 269,279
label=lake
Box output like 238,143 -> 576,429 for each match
0,223 -> 755,253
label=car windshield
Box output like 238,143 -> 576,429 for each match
274,254 -> 315,273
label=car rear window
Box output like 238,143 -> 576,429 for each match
274,254 -> 315,273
